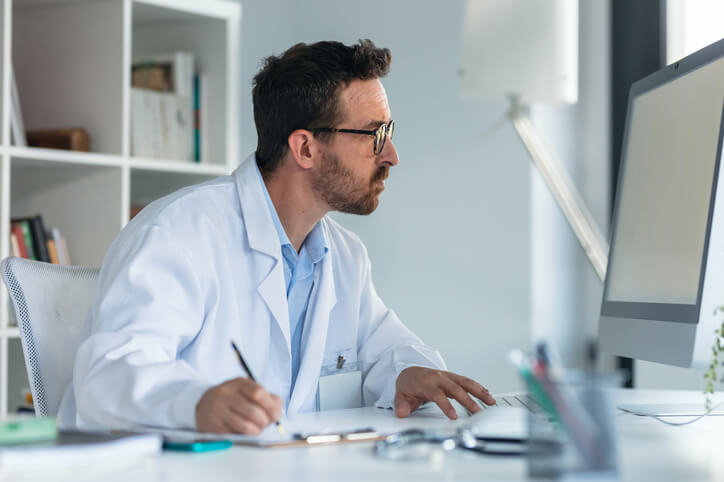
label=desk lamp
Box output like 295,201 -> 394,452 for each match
458,0 -> 608,281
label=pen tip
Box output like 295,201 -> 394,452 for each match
276,423 -> 285,435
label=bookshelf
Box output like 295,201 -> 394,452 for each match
0,0 -> 240,416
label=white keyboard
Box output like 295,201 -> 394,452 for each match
478,393 -> 544,414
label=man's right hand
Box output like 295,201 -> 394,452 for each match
195,377 -> 283,434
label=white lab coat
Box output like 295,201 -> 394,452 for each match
58,154 -> 446,430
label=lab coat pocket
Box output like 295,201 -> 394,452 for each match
316,348 -> 362,411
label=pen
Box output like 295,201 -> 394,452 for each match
230,341 -> 285,435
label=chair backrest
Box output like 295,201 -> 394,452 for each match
1,257 -> 99,416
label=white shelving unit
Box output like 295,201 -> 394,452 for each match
0,0 -> 240,416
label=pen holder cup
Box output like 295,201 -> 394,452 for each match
527,371 -> 620,479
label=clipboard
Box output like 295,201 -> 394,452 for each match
233,427 -> 385,448
130,425 -> 385,449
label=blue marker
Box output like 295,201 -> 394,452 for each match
163,440 -> 233,452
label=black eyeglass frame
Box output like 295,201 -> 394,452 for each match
312,120 -> 394,155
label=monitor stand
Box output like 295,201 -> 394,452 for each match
618,403 -> 724,416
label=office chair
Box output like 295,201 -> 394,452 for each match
0,257 -> 99,417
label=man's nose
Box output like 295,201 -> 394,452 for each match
378,139 -> 399,167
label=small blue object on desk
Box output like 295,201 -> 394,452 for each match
163,440 -> 232,452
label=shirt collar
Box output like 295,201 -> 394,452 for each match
305,221 -> 328,264
255,161 -> 328,264
255,162 -> 291,249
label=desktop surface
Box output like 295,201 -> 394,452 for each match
24,388 -> 724,482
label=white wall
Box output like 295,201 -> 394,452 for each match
530,0 -> 611,370
238,0 -> 610,394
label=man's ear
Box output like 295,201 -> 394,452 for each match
287,129 -> 318,169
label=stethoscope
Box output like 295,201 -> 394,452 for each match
374,428 -> 526,460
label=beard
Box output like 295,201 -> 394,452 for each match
312,151 -> 389,215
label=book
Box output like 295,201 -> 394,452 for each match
9,233 -> 20,258
131,52 -> 194,161
26,128 -> 89,151
194,73 -> 210,163
10,224 -> 28,259
133,52 -> 193,99
11,215 -> 49,263
12,221 -> 36,260
59,235 -> 72,266
50,227 -> 67,265
200,74 -> 209,163
131,88 -> 192,161
131,64 -> 172,91
46,239 -> 59,264
194,74 -> 200,162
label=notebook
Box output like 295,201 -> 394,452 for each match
0,430 -> 162,475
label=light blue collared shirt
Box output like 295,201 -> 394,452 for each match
256,165 -> 328,393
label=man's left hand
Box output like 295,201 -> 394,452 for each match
394,366 -> 496,419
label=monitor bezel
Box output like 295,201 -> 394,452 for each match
601,37 -> 724,325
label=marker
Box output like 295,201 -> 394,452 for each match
508,350 -> 559,421
163,440 -> 232,452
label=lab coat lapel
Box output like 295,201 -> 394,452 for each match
288,233 -> 337,413
234,155 -> 291,354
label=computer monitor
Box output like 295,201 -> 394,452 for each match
598,37 -> 724,385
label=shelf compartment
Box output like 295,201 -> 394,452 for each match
131,0 -> 239,168
13,0 -> 125,155
7,338 -> 30,414
10,157 -> 124,266
130,165 -> 224,208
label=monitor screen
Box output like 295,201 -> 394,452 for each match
602,55 -> 724,321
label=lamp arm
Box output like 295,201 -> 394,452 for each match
509,98 -> 609,282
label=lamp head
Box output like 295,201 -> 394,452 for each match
458,0 -> 579,105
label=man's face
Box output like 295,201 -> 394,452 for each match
312,79 -> 399,215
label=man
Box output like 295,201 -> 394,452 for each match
60,40 -> 495,434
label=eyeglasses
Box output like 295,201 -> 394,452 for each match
313,120 -> 394,156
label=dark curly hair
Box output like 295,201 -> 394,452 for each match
252,39 -> 391,173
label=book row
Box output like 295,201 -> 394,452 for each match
9,215 -> 71,265
131,51 -> 209,163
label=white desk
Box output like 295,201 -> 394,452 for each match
33,389 -> 724,482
